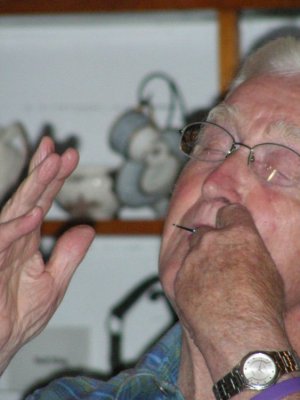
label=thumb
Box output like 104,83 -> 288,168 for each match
216,203 -> 256,230
47,225 -> 95,294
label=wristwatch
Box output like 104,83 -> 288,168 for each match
213,350 -> 300,400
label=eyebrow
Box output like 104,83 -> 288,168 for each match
206,102 -> 300,142
207,102 -> 237,124
268,120 -> 300,141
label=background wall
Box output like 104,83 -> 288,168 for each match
0,9 -> 299,399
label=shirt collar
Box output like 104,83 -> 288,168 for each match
135,323 -> 182,385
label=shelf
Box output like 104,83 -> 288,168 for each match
0,0 -> 300,15
41,219 -> 164,236
3,1 -> 300,235
1,2 -> 297,96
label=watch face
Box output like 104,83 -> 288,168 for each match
242,352 -> 278,390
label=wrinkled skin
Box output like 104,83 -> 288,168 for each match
0,136 -> 95,374
159,75 -> 300,399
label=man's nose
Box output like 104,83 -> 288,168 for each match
201,148 -> 253,202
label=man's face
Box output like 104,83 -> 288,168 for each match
159,74 -> 300,310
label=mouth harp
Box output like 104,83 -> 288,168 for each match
173,223 -> 197,233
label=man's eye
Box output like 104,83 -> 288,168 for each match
251,144 -> 300,186
192,146 -> 227,161
265,166 -> 289,184
254,160 -> 293,185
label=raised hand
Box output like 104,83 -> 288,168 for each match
0,136 -> 95,374
174,204 -> 289,380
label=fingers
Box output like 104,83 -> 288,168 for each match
34,147 -> 79,212
216,203 -> 256,230
187,204 -> 257,249
1,138 -> 79,222
0,154 -> 60,222
26,145 -> 79,211
46,225 -> 95,296
20,147 -> 78,215
28,136 -> 55,173
189,224 -> 214,248
0,206 -> 43,253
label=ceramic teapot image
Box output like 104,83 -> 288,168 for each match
0,123 -> 29,203
109,72 -> 187,217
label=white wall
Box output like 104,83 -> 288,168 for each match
0,10 -> 299,398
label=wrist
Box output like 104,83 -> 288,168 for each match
197,321 -> 290,382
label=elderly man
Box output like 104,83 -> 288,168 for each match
1,36 -> 300,400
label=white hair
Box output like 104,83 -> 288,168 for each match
230,36 -> 300,92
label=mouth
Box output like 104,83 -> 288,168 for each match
172,200 -> 230,234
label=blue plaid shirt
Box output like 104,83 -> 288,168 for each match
26,324 -> 184,399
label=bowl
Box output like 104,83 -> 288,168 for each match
56,165 -> 119,219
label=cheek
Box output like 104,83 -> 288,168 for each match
259,199 -> 300,309
162,162 -> 206,247
159,163 -> 203,302
159,230 -> 188,305
252,192 -> 285,247
250,189 -> 300,273
167,162 -> 204,215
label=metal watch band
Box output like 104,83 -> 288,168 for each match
272,350 -> 300,373
213,351 -> 300,400
213,368 -> 244,400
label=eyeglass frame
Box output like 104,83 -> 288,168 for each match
179,120 -> 300,186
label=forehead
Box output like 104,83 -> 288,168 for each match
208,75 -> 300,143
226,74 -> 300,115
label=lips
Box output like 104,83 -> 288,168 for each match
175,200 -> 229,232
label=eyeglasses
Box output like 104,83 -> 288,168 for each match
180,121 -> 300,187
